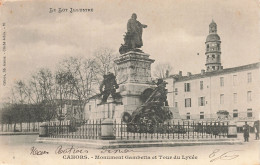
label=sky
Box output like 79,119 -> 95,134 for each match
0,0 -> 259,101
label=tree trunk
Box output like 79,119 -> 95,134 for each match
13,123 -> 16,132
20,122 -> 22,132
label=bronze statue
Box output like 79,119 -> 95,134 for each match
125,79 -> 172,128
145,79 -> 169,106
99,72 -> 119,103
119,13 -> 148,54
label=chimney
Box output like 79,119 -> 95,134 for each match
201,69 -> 205,75
179,71 -> 182,76
187,72 -> 192,77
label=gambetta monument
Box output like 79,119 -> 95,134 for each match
85,13 -> 180,124
119,13 -> 147,54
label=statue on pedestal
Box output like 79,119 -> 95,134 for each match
99,72 -> 119,103
119,13 -> 148,54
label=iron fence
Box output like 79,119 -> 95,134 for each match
47,120 -> 229,140
114,120 -> 229,140
47,120 -> 101,139
0,122 -> 40,132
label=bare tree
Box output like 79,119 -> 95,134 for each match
2,47 -> 119,124
153,62 -> 173,79
7,79 -> 36,130
58,56 -> 97,120
29,68 -> 57,121
93,48 -> 118,85
55,70 -> 74,120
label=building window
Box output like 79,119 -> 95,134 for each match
212,54 -> 215,58
112,104 -> 115,118
233,93 -> 237,104
107,103 -> 110,118
233,109 -> 238,118
89,105 -> 91,111
62,105 -> 67,114
247,109 -> 252,117
200,112 -> 204,119
74,107 -> 77,115
247,91 -> 252,102
185,98 -> 191,107
198,97 -> 205,106
207,44 -> 209,51
233,75 -> 237,86
212,66 -> 215,70
200,81 -> 203,90
247,72 -> 252,83
184,83 -> 190,92
175,88 -> 178,95
220,77 -> 224,86
175,102 -> 178,108
186,113 -> 190,120
220,94 -> 224,104
102,106 -> 106,118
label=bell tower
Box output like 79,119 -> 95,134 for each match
205,20 -> 222,72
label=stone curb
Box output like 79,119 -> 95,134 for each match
0,132 -> 39,136
36,137 -> 242,149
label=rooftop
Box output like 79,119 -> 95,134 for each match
206,33 -> 220,42
168,62 -> 260,82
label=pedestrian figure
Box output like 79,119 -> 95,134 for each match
243,121 -> 250,142
253,120 -> 259,140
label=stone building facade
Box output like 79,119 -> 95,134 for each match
165,63 -> 260,122
165,21 -> 260,125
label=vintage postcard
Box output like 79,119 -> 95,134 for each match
0,0 -> 259,165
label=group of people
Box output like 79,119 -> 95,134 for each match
243,120 -> 259,142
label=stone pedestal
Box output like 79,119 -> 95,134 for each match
227,123 -> 238,138
115,51 -> 155,84
39,122 -> 48,137
85,51 -> 181,122
101,119 -> 115,140
114,51 -> 155,115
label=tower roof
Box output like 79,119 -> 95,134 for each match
206,33 -> 220,42
209,19 -> 216,26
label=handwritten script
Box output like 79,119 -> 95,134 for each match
100,147 -> 135,154
30,146 -> 49,155
55,145 -> 89,154
209,149 -> 242,162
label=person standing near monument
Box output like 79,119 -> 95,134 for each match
127,13 -> 147,49
243,122 -> 250,142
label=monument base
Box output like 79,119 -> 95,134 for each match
84,51 -> 181,122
